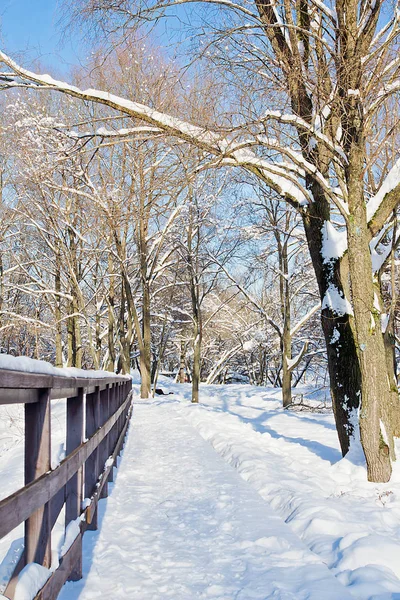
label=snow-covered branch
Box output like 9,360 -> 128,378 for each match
290,303 -> 321,338
367,156 -> 400,236
0,51 -> 321,211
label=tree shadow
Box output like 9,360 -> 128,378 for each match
216,407 -> 342,464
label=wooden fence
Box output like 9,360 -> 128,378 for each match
0,368 -> 133,600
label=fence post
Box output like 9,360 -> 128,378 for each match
108,384 -> 117,483
25,387 -> 52,567
66,387 -> 84,581
85,386 -> 100,530
99,384 -> 110,498
117,383 -> 124,452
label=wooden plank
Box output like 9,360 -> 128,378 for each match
107,385 -> 117,483
85,387 -> 100,530
99,385 -> 110,498
0,368 -> 130,394
0,393 -> 132,540
34,531 -> 83,600
66,389 -> 84,527
0,388 -> 39,405
50,383 -> 107,400
24,388 -> 52,568
0,371 -> 53,389
65,390 -> 84,581
52,375 -> 129,390
50,387 -> 82,401
0,383 -> 114,405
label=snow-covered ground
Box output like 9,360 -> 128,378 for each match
58,399 -> 352,600
163,380 -> 400,599
1,378 -> 400,599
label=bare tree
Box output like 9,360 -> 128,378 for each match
1,0 -> 400,480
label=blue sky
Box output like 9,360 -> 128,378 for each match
0,0 -> 193,77
1,0 -> 83,75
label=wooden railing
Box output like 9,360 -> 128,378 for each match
0,368 -> 133,600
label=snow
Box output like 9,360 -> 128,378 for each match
290,303 -> 321,337
60,518 -> 81,557
0,52 -> 343,210
2,380 -> 400,599
309,0 -> 336,19
0,51 -> 220,148
14,564 -> 51,600
321,221 -> 347,263
322,283 -> 354,316
367,156 -> 400,223
167,383 -> 400,599
263,110 -> 348,165
371,244 -> 393,273
331,328 -> 340,344
95,126 -> 161,137
58,398 -> 353,600
0,353 -> 130,379
381,313 -> 390,333
104,456 -> 114,469
369,80 -> 400,114
243,339 -> 256,352
286,345 -> 306,370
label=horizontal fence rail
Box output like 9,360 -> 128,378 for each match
0,367 -> 133,600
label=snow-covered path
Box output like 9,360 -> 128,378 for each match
59,399 -> 353,600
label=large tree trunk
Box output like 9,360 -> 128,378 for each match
347,188 -> 392,481
337,12 -> 393,481
345,116 -> 392,481
303,193 -> 362,455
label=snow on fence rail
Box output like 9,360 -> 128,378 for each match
0,363 -> 132,600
